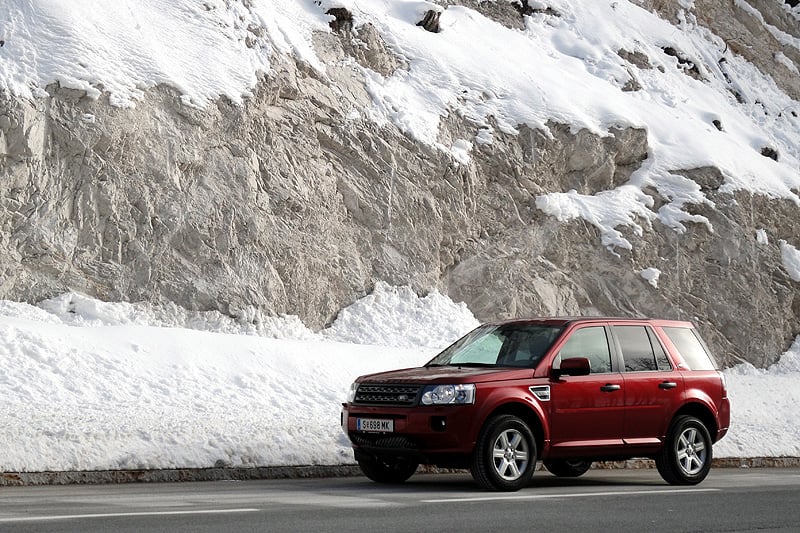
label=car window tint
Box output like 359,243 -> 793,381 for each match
648,328 -> 672,371
614,326 -> 658,372
662,327 -> 718,370
556,326 -> 612,373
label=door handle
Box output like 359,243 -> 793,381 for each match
600,384 -> 621,392
659,381 -> 678,390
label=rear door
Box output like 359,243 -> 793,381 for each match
548,325 -> 625,455
611,325 -> 684,447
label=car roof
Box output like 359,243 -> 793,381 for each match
486,317 -> 695,328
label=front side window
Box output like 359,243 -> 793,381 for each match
426,324 -> 564,368
553,326 -> 612,373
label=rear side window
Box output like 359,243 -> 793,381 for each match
613,326 -> 670,372
648,328 -> 672,371
662,327 -> 718,370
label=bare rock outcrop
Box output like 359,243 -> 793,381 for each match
1,1 -> 799,366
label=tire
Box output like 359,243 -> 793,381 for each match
655,415 -> 713,485
471,414 -> 537,491
357,457 -> 418,484
543,459 -> 592,478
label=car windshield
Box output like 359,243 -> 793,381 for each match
426,324 -> 564,369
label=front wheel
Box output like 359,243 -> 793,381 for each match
655,415 -> 712,485
471,414 -> 537,491
543,459 -> 592,478
357,457 -> 418,484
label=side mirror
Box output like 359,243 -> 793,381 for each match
553,357 -> 591,378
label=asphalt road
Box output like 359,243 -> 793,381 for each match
2,468 -> 799,532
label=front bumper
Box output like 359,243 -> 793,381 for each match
342,403 -> 478,460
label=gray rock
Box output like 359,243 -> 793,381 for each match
0,3 -> 798,368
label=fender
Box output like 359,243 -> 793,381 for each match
465,378 -> 552,452
665,378 -> 721,437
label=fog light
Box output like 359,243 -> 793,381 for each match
431,416 -> 447,432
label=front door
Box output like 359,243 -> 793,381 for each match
548,326 -> 625,456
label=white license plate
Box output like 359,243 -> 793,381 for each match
356,418 -> 394,433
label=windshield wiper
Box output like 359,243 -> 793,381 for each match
425,362 -> 496,368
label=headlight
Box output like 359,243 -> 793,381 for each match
421,384 -> 476,405
346,382 -> 359,403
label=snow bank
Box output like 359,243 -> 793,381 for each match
0,316 -> 425,471
716,338 -> 800,458
1,286 -> 798,471
323,282 -> 479,348
31,281 -> 478,348
0,284 -> 476,471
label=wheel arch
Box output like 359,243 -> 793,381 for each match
481,401 -> 546,459
671,402 -> 718,440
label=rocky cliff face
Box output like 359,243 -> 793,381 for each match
1,0 -> 798,366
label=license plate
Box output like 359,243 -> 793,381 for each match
356,418 -> 394,433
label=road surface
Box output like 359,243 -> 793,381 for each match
2,468 -> 798,532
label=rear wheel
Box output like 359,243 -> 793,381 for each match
357,457 -> 418,484
543,459 -> 592,478
655,415 -> 712,485
471,414 -> 537,491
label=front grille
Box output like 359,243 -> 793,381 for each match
350,433 -> 418,450
353,384 -> 421,406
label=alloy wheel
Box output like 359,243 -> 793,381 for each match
677,426 -> 707,475
492,428 -> 530,481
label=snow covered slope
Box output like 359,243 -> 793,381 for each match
2,0 -> 798,242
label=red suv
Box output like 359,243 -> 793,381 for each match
342,318 -> 730,491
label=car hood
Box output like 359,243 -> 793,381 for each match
358,365 -> 534,384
